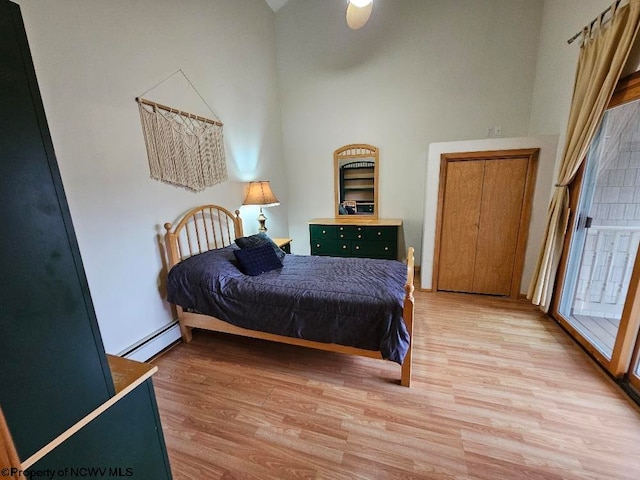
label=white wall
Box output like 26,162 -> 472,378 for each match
529,0 -> 615,143
16,0 -> 636,355
15,0 -> 287,354
421,136 -> 559,292
523,0 -> 640,298
275,0 -> 544,261
529,0 -> 640,153
424,0 -> 611,293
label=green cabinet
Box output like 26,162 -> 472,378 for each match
29,379 -> 172,479
0,0 -> 114,459
309,219 -> 402,260
0,2 -> 171,477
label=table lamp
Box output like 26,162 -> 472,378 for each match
242,181 -> 280,232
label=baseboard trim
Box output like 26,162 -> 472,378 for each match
117,321 -> 181,362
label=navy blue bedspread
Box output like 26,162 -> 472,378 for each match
166,246 -> 410,364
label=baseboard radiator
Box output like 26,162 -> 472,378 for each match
117,321 -> 182,362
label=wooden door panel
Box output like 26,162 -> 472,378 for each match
437,160 -> 484,292
434,149 -> 538,297
473,158 -> 528,295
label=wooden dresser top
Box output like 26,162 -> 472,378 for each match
308,218 -> 402,227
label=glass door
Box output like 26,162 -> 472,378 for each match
556,97 -> 640,376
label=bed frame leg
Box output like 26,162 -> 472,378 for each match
401,347 -> 412,387
176,308 -> 193,343
180,323 -> 193,343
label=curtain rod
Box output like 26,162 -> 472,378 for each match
567,0 -> 623,44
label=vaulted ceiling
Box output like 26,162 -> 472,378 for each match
265,0 -> 289,12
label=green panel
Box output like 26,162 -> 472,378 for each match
29,380 -> 173,479
310,224 -> 399,259
0,0 -> 114,459
352,241 -> 397,259
336,225 -> 361,240
311,239 -> 351,256
353,227 -> 367,241
309,224 -> 338,240
359,204 -> 374,214
364,226 -> 397,242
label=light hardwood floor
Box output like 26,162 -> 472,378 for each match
151,291 -> 640,480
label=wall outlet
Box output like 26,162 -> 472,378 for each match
487,125 -> 502,138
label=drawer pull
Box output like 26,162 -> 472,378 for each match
322,230 -> 326,234
384,246 -> 389,251
355,246 -> 360,250
342,245 -> 347,249
357,234 -> 362,239
377,231 -> 382,236
357,227 -> 362,231
340,234 -> 344,238
339,227 -> 344,231
316,244 -> 320,248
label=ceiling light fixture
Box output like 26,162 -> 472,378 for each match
346,0 -> 373,30
350,0 -> 373,7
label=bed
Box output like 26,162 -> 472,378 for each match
163,204 -> 415,386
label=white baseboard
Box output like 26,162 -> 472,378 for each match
117,321 -> 181,362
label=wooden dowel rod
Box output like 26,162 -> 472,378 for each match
136,97 -> 223,126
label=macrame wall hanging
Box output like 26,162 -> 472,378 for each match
136,70 -> 228,192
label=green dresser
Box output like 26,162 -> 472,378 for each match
309,218 -> 402,260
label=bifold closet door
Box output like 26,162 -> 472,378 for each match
434,149 -> 537,298
437,160 -> 485,292
472,158 -> 528,295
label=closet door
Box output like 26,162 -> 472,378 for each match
434,149 -> 538,298
0,0 -> 114,460
437,160 -> 484,292
473,158 -> 529,295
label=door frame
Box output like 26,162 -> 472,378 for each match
552,185 -> 640,376
550,71 -> 640,378
629,303 -> 640,391
432,148 -> 539,299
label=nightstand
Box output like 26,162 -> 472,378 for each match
272,237 -> 292,254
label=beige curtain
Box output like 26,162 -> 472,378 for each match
528,0 -> 640,311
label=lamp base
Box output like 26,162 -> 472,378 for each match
257,208 -> 267,233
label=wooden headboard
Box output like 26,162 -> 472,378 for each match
164,205 -> 244,269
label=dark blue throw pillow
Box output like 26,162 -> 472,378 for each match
233,242 -> 283,276
235,232 -> 286,261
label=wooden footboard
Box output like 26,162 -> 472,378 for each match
401,246 -> 415,387
163,205 -> 415,387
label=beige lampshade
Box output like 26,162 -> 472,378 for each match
242,181 -> 280,207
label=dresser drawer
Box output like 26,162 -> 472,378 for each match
352,241 -> 396,259
336,225 -> 367,241
310,224 -> 338,240
364,226 -> 397,242
310,239 -> 352,256
311,224 -> 368,241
